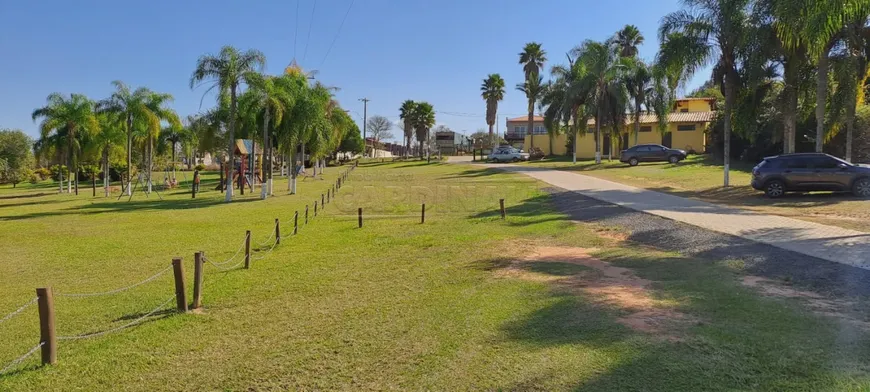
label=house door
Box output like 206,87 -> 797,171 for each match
603,136 -> 612,157
662,132 -> 672,148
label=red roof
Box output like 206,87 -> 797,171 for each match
506,115 -> 545,122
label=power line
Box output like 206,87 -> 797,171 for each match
302,0 -> 318,62
318,0 -> 355,69
293,0 -> 299,59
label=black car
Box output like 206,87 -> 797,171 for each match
620,144 -> 688,166
751,153 -> 870,198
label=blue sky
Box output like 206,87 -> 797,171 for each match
0,0 -> 709,140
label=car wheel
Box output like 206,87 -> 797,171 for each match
668,155 -> 680,164
512,157 -> 520,162
628,158 -> 639,166
764,180 -> 786,198
853,177 -> 870,198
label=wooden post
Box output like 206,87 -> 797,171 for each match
305,205 -> 309,224
92,177 -> 96,197
421,203 -> 426,224
314,201 -> 318,217
294,211 -> 298,235
275,218 -> 281,245
192,252 -> 203,309
499,199 -> 506,220
172,258 -> 188,312
321,193 -> 325,208
244,230 -> 251,269
327,189 -> 330,203
36,287 -> 56,365
358,208 -> 363,228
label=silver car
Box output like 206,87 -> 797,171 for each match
488,148 -> 530,163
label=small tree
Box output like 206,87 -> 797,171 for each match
366,115 -> 393,158
0,129 -> 35,188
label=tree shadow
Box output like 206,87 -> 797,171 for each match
0,192 -> 54,200
440,167 -> 513,179
0,196 -> 261,222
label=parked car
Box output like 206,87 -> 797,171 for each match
619,144 -> 688,166
488,147 -> 530,162
751,153 -> 870,198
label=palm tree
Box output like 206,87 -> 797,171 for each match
572,40 -> 627,164
542,56 -> 591,164
614,25 -> 645,57
142,92 -> 180,193
516,76 -> 545,150
480,74 -> 506,148
624,58 -> 652,146
519,43 -> 547,151
399,100 -> 417,157
159,126 -> 185,182
413,102 -> 435,160
190,46 -> 266,202
90,112 -> 124,196
660,0 -> 751,186
241,73 -> 291,198
32,93 -> 99,194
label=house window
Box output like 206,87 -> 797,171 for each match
640,126 -> 652,133
534,125 -> 546,135
513,126 -> 527,136
677,124 -> 696,131
680,108 -> 689,113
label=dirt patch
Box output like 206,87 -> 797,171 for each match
498,246 -> 693,339
741,276 -> 870,330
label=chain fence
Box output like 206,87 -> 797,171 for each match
0,342 -> 43,375
57,295 -> 177,341
0,297 -> 39,326
55,265 -> 173,298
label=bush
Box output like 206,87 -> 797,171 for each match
28,170 -> 40,184
33,167 -> 51,180
195,164 -> 206,171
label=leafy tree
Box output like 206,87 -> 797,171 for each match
399,100 -> 417,156
519,43 -> 547,150
480,74 -> 506,147
190,46 -> 266,202
572,40 -> 627,163
624,58 -> 653,145
366,115 -> 393,156
33,93 -> 99,194
0,129 -> 34,187
412,102 -> 436,159
660,0 -> 751,186
614,25 -> 645,57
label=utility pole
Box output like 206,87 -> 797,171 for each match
359,98 -> 370,157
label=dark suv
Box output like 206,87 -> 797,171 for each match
751,153 -> 870,198
620,144 -> 688,166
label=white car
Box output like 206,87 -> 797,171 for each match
488,148 -> 530,163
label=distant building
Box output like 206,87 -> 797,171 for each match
505,97 -> 717,157
435,130 -> 471,155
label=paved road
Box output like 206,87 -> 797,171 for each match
448,156 -> 870,272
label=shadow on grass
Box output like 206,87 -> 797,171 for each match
0,192 -> 54,201
440,167 -> 510,179
645,185 -> 860,209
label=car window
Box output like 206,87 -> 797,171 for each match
638,146 -> 651,152
810,157 -> 840,169
785,158 -> 809,169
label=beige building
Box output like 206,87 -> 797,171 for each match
504,97 -> 717,158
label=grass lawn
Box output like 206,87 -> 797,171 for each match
0,160 -> 868,390
517,155 -> 870,232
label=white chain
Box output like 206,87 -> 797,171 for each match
0,342 -> 43,375
0,297 -> 39,325
56,265 -> 173,298
57,295 -> 176,340
257,227 -> 276,247
250,237 -> 279,261
203,255 -> 247,272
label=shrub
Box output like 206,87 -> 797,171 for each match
33,167 -> 51,180
195,164 -> 206,171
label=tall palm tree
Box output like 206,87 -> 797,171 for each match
516,76 -> 545,150
480,74 -> 506,148
142,92 -> 180,193
660,0 -> 751,186
399,100 -> 417,157
33,93 -> 99,194
624,58 -> 652,145
190,46 -> 266,202
542,56 -> 591,164
614,25 -> 645,57
159,126 -> 185,182
413,102 -> 435,159
572,40 -> 627,164
519,43 -> 547,151
241,73 -> 292,198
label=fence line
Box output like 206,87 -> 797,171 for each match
203,255 -> 247,272
55,265 -> 173,298
250,236 -> 279,262
256,227 -> 276,247
206,233 -> 250,267
0,297 -> 39,326
56,295 -> 176,341
0,342 -> 44,375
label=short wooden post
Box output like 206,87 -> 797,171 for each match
36,287 -> 56,365
358,208 -> 363,228
294,211 -> 298,235
321,193 -> 325,208
92,177 -> 96,197
172,258 -> 188,312
314,201 -> 318,217
244,230 -> 251,269
275,218 -> 281,245
499,199 -> 506,220
305,205 -> 309,224
421,203 -> 426,224
192,252 -> 203,309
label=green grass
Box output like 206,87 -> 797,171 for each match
0,161 -> 868,390
518,154 -> 870,232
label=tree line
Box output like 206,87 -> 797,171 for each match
1,46 -> 363,200
480,0 -> 870,185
